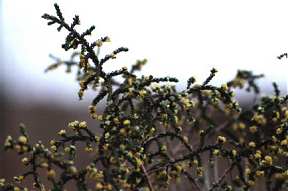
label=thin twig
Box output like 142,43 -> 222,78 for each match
208,163 -> 235,191
140,164 -> 154,191
183,171 -> 202,191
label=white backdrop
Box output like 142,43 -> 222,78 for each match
1,0 -> 287,105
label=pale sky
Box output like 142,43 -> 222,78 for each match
1,0 -> 287,106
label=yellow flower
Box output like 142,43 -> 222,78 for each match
0,178 -> 5,187
175,164 -> 183,173
95,183 -> 103,190
49,140 -> 56,145
64,147 -> 71,153
248,141 -> 256,148
254,150 -> 262,159
84,146 -> 93,152
119,128 -> 126,136
68,120 -> 79,129
213,149 -> 220,156
232,149 -> 237,157
160,145 -> 167,152
221,83 -> 228,91
192,159 -> 199,166
47,169 -> 56,179
123,119 -> 131,126
249,126 -> 258,133
245,168 -> 251,176
57,129 -> 66,136
217,136 -> 226,144
247,180 -> 255,187
253,114 -> 267,125
105,183 -> 113,190
139,90 -> 147,97
50,145 -> 57,152
135,157 -> 143,167
280,139 -> 288,146
199,130 -> 205,136
127,151 -> 133,158
40,162 -> 49,168
276,128 -> 283,135
18,136 -> 28,144
196,167 -> 204,177
104,132 -> 110,139
13,176 -> 24,183
88,105 -> 96,114
4,136 -> 13,147
21,157 -> 29,165
263,155 -> 273,166
174,116 -> 179,124
238,122 -> 246,130
68,166 -> 78,175
79,121 -> 87,129
256,170 -> 264,177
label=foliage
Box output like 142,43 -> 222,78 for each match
1,3 -> 288,191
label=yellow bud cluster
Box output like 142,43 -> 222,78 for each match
217,136 -> 227,144
256,170 -> 264,177
57,129 -> 66,136
254,150 -> 262,159
4,136 -> 13,147
245,168 -> 251,176
123,119 -> 131,126
68,166 -> 78,175
248,141 -> 256,148
181,97 -> 194,108
249,126 -> 258,133
3,9 -> 288,191
196,166 -> 204,177
252,114 -> 267,125
0,178 -> 5,187
262,155 -> 273,166
213,149 -> 220,156
47,169 -> 56,179
88,105 -> 98,119
139,90 -> 147,98
68,120 -> 79,129
13,176 -> 24,183
18,136 -> 28,144
233,122 -> 246,130
21,157 -> 29,165
247,180 -> 255,187
85,146 -> 93,152
221,83 -> 229,91
232,149 -> 237,157
95,183 -> 103,190
276,127 -> 283,135
79,121 -> 87,129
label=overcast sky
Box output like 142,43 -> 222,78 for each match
1,0 -> 287,106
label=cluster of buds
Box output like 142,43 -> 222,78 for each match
1,3 -> 287,191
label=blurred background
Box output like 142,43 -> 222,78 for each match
0,0 -> 287,180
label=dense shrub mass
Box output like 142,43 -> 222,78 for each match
1,4 -> 287,191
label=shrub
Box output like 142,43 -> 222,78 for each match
1,3 -> 287,191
